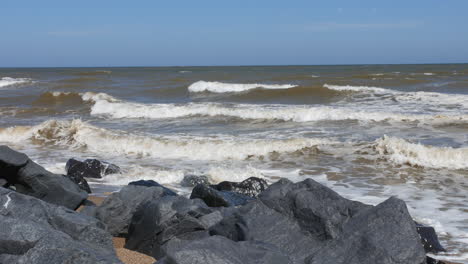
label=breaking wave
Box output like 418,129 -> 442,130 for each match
188,80 -> 297,93
375,135 -> 468,169
0,77 -> 33,88
0,119 -> 334,161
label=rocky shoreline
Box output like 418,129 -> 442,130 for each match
0,145 -> 456,264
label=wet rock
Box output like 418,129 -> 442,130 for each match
425,256 -> 451,264
159,235 -> 292,264
190,183 -> 254,207
305,197 -> 426,264
63,172 -> 91,193
0,145 -> 88,210
0,178 -> 7,187
125,195 -> 213,259
128,179 -> 177,196
259,178 -> 371,240
93,185 -> 174,236
66,158 -> 120,179
180,174 -> 210,187
0,187 -> 121,263
212,177 -> 268,197
415,222 -> 446,253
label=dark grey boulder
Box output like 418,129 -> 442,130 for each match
93,185 -> 174,236
0,145 -> 88,210
64,173 -> 91,193
66,158 -> 120,179
190,183 -> 254,207
415,222 -> 446,253
125,195 -> 213,259
180,174 -> 210,187
0,187 -> 122,263
128,180 -> 177,196
159,235 -> 293,264
212,177 -> 268,197
0,178 -> 7,187
210,200 -> 318,263
259,178 -> 371,240
305,197 -> 426,264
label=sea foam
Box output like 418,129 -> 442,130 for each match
0,119 -> 334,161
188,80 -> 297,93
376,135 -> 468,169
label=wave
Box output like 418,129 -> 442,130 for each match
87,95 -> 468,123
375,135 -> 468,169
0,119 -> 333,161
188,80 -> 297,93
323,84 -> 468,107
0,77 -> 32,88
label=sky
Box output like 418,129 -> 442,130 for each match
1,0 -> 468,67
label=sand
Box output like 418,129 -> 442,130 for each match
76,195 -> 156,264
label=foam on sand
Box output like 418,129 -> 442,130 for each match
0,119 -> 334,161
188,80 -> 297,93
375,135 -> 468,169
0,77 -> 33,88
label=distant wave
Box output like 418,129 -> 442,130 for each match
0,77 -> 32,88
375,135 -> 468,169
323,84 -> 391,93
188,80 -> 297,93
323,84 -> 468,107
0,119 -> 333,161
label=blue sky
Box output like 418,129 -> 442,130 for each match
1,0 -> 467,67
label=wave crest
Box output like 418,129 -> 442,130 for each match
0,77 -> 33,88
188,80 -> 297,93
375,135 -> 468,169
0,119 -> 333,161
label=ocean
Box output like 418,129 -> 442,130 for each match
0,64 -> 467,262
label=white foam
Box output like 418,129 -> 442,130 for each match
376,135 -> 468,169
0,77 -> 32,88
89,99 -> 468,123
324,84 -> 392,93
80,92 -> 119,102
424,72 -> 435,76
0,119 -> 334,161
188,80 -> 297,93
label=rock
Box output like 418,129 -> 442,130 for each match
93,185 -> 174,236
125,195 -> 213,259
0,178 -> 7,187
63,172 -> 91,193
212,177 -> 268,197
128,180 -> 177,196
190,183 -> 254,207
305,197 -> 426,264
258,178 -> 371,240
0,145 -> 88,210
425,256 -> 451,264
66,158 -> 120,179
415,222 -> 446,253
180,174 -> 209,187
0,187 -> 122,263
159,235 -> 293,264
209,200 -> 318,262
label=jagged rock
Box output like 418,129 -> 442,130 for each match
125,195 -> 213,259
212,177 -> 268,197
63,173 -> 91,193
190,183 -> 254,207
93,185 -> 174,236
158,235 -> 292,264
0,145 -> 88,210
66,158 -> 120,179
305,197 -> 426,264
0,187 -> 121,263
128,180 -> 177,196
415,222 -> 446,253
209,200 -> 318,263
180,174 -> 210,187
259,178 -> 371,240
